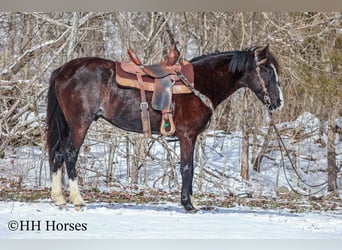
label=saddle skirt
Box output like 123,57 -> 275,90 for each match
115,60 -> 194,95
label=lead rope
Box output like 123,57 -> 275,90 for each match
256,59 -> 328,196
177,72 -> 215,113
268,110 -> 328,196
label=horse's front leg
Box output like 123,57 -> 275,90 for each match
179,134 -> 200,212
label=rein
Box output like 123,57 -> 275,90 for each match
178,72 -> 215,113
268,111 -> 328,196
254,55 -> 328,196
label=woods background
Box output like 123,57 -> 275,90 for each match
0,12 -> 341,198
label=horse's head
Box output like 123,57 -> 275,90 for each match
235,45 -> 284,111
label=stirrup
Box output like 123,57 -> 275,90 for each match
160,114 -> 176,136
160,104 -> 175,136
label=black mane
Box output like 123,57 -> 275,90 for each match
191,47 -> 280,74
228,50 -> 256,73
190,50 -> 229,62
190,48 -> 256,74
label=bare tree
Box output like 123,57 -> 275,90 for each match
1,12 -> 341,195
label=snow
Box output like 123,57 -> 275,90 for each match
1,201 -> 342,239
1,111 -> 342,239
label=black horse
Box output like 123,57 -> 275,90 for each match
46,45 -> 283,212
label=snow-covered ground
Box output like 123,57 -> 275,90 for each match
1,201 -> 342,239
0,112 -> 342,239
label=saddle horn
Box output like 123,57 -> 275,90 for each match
167,41 -> 180,66
128,48 -> 143,66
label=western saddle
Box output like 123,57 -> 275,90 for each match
115,43 -> 195,137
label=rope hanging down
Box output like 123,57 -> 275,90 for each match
254,50 -> 328,196
268,110 -> 328,196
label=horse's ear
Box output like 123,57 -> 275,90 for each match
257,44 -> 270,63
250,46 -> 263,54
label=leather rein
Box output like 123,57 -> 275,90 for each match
177,72 -> 215,113
254,54 -> 328,196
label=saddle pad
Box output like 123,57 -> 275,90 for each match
115,61 -> 194,94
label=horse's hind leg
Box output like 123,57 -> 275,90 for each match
50,127 -> 88,208
63,126 -> 90,208
51,153 -> 66,206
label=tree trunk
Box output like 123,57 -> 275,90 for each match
67,12 -> 79,60
241,91 -> 249,180
253,124 -> 273,172
327,109 -> 337,191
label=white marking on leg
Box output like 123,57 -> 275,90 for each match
69,179 -> 85,207
51,168 -> 66,205
190,195 -> 199,210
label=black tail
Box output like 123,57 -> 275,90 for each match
46,68 -> 69,172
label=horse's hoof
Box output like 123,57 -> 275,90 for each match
182,201 -> 200,213
185,207 -> 200,214
182,195 -> 200,213
51,193 -> 67,206
74,204 -> 85,211
70,194 -> 85,207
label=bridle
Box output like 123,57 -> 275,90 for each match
253,51 -> 328,196
254,53 -> 272,110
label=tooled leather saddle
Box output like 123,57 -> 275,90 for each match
115,43 -> 194,137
